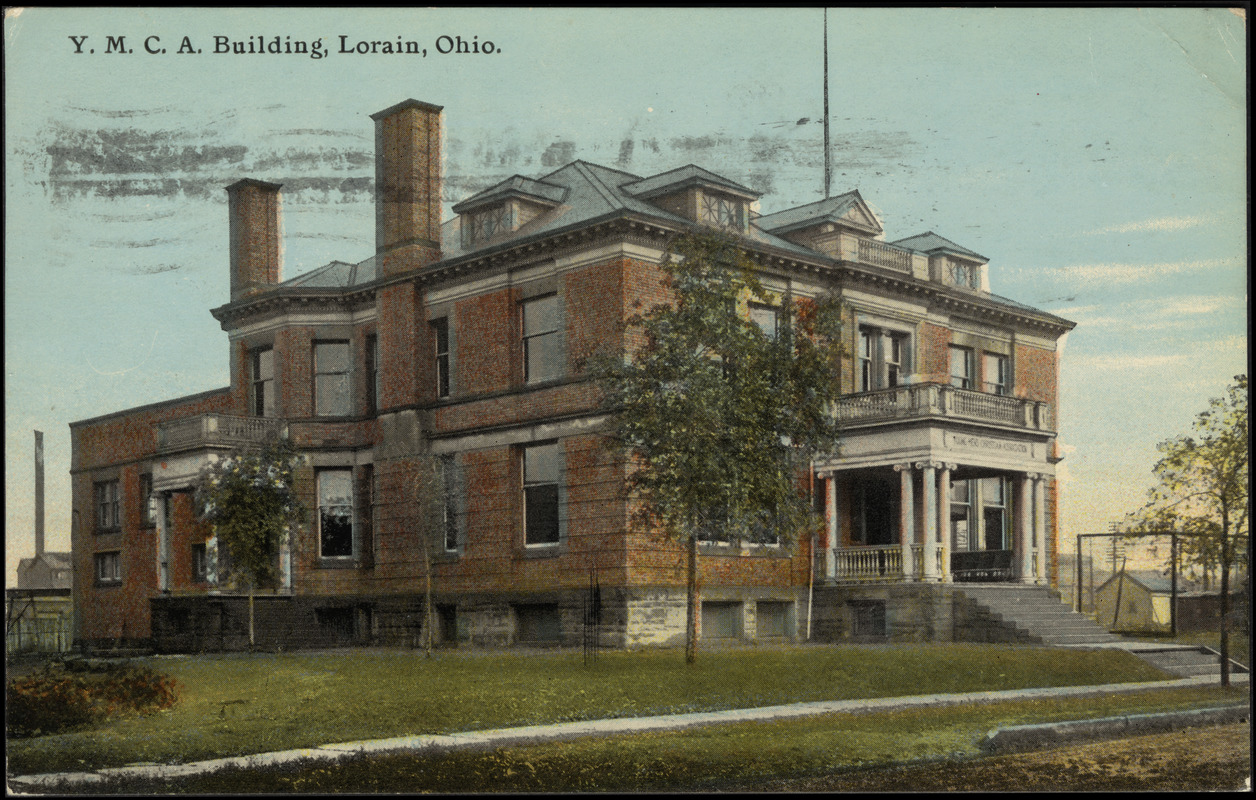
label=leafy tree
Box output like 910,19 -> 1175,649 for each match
597,232 -> 844,663
1127,375 -> 1248,684
195,438 -> 305,650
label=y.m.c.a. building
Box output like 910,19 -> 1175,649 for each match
70,99 -> 1075,653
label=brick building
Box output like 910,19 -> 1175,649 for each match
70,99 -> 1075,652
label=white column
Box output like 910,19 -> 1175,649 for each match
279,528 -> 293,592
1018,474 -> 1034,583
895,464 -> 915,579
1034,476 -> 1048,585
938,464 -> 953,583
919,462 -> 938,581
824,474 -> 838,581
155,492 -> 170,592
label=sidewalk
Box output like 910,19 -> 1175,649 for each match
8,673 -> 1247,792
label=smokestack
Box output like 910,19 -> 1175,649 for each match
226,178 -> 283,300
35,430 -> 44,557
372,99 -> 443,275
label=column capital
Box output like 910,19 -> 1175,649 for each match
915,460 -> 944,471
893,462 -> 914,473
1025,471 -> 1041,481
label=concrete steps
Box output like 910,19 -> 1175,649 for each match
956,585 -> 1123,646
1134,646 -> 1250,678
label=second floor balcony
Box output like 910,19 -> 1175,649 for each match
835,383 -> 1052,433
156,414 -> 286,455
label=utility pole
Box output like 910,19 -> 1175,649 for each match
822,8 -> 830,199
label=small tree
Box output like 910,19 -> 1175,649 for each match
597,232 -> 844,663
407,456 -> 449,657
195,438 -> 305,650
1127,375 -> 1248,684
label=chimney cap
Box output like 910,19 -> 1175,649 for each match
225,178 -> 284,194
371,98 -> 444,120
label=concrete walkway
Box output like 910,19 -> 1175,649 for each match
8,672 -> 1247,792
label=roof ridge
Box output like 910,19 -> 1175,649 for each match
570,161 -> 624,209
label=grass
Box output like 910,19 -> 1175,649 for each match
7,643 -> 1174,776
25,685 -> 1249,794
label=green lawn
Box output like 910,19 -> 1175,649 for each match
25,685 -> 1249,794
1124,631 -> 1251,667
8,643 -> 1174,775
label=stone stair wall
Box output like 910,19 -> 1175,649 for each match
954,585 -> 1123,646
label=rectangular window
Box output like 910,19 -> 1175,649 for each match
982,477 -> 1008,551
522,295 -> 561,384
139,473 -> 155,528
950,346 -> 974,389
983,352 -> 1009,396
432,318 -> 450,398
439,455 -> 459,552
95,480 -> 120,532
250,347 -> 275,417
950,479 -> 972,551
365,334 -> 380,413
314,341 -> 352,417
523,442 -> 560,546
858,326 -> 911,391
191,542 -> 208,582
318,469 -> 354,559
749,303 -> 779,339
95,551 -> 121,584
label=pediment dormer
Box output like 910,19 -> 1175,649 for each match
453,175 -> 567,249
754,190 -> 883,254
622,165 -> 760,234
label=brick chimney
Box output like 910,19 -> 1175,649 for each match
226,178 -> 283,300
371,99 -> 443,275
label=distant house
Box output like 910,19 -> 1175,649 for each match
8,553 -> 75,654
1094,570 -> 1217,633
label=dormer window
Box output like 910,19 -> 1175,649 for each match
700,193 -> 746,232
464,204 -> 513,247
947,260 -> 980,290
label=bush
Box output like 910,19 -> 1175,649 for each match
6,663 -> 179,737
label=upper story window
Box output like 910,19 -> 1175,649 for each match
949,346 -> 974,389
94,551 -> 121,585
983,352 -> 1009,396
250,347 -> 275,417
314,341 -> 352,417
523,441 -> 561,546
463,204 -> 512,247
522,295 -> 561,384
748,303 -> 779,339
317,469 -> 354,559
947,260 -> 980,289
858,326 -> 911,392
139,473 -> 156,528
95,480 -> 120,532
700,193 -> 746,232
432,318 -> 451,398
365,335 -> 380,414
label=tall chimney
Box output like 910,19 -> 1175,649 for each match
371,99 -> 443,276
226,178 -> 283,300
34,430 -> 44,557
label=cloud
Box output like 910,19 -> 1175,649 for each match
1051,258 -> 1232,288
1082,214 -> 1215,235
1061,295 -> 1245,329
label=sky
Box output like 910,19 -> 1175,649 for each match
4,7 -> 1247,586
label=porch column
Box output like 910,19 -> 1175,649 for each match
1017,474 -> 1034,583
919,461 -> 939,581
279,527 -> 293,592
155,492 -> 171,592
938,463 -> 953,583
895,463 -> 915,579
1034,476 -> 1048,585
824,474 -> 838,581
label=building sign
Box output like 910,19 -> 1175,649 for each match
947,433 -> 1029,454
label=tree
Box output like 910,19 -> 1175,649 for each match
406,456 -> 451,657
195,438 -> 305,650
596,232 -> 844,663
1127,375 -> 1249,684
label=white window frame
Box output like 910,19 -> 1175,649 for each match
95,551 -> 121,584
858,325 -> 912,392
313,340 -> 352,417
95,479 -> 120,532
522,441 -> 561,547
950,345 -> 974,390
317,468 -> 355,560
983,352 -> 1009,396
251,346 -> 275,417
522,295 -> 561,385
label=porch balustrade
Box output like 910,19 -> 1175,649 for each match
856,238 -> 914,273
156,414 -> 285,454
834,383 -> 1051,431
833,544 -> 948,582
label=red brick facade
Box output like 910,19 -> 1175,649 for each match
70,100 -> 1073,652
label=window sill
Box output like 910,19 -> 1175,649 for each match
94,581 -> 122,588
317,558 -> 361,569
520,544 -> 564,559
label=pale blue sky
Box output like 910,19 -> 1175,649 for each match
5,7 -> 1247,584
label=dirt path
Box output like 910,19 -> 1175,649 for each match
725,722 -> 1252,792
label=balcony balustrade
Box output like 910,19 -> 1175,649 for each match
156,414 -> 285,454
834,383 -> 1051,432
856,238 -> 915,273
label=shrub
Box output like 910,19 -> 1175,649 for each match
6,663 -> 179,737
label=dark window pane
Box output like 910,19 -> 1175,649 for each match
525,484 -> 560,545
319,471 -> 354,558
